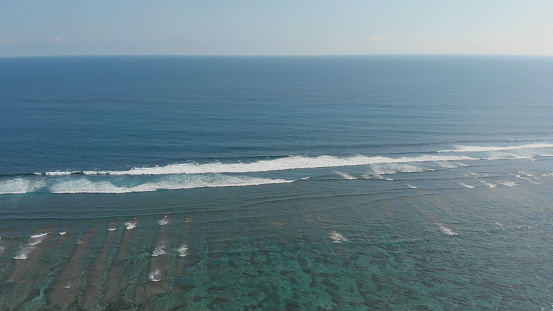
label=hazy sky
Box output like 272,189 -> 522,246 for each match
2,0 -> 553,57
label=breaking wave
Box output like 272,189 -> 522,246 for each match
0,175 -> 293,195
39,154 -> 476,176
3,143 -> 553,195
439,143 -> 553,153
0,178 -> 45,194
51,175 -> 292,194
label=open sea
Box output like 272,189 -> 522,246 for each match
1,55 -> 553,310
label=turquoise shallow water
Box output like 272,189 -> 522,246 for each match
2,158 -> 553,310
1,56 -> 553,309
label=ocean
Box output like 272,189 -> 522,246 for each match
1,55 -> 553,310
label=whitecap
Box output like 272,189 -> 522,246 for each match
498,180 -> 517,187
479,180 -> 497,188
178,244 -> 188,257
125,221 -> 137,230
335,171 -> 356,180
438,225 -> 458,236
363,173 -> 384,180
329,231 -> 348,243
158,216 -> 170,226
435,161 -> 457,169
371,163 -> 427,175
152,245 -> 166,257
148,269 -> 161,282
458,182 -> 475,189
44,171 -> 76,176
407,184 -> 418,189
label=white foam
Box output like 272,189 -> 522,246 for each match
107,228 -> 117,232
514,174 -> 541,185
435,161 -> 457,169
335,171 -> 356,180
66,154 -> 476,176
458,182 -> 475,189
59,232 -> 66,236
0,178 -> 45,194
371,163 -> 427,175
158,216 -> 170,226
407,184 -> 418,189
479,180 -> 497,188
148,268 -> 161,282
329,231 -> 348,243
485,152 -> 533,160
14,232 -> 49,260
498,180 -> 517,187
438,225 -> 458,236
48,175 -> 293,194
363,173 -> 384,180
125,221 -> 137,230
440,143 -> 553,153
43,171 -> 76,176
30,232 -> 48,241
152,245 -> 166,257
178,244 -> 188,257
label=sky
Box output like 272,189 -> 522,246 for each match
1,0 -> 553,57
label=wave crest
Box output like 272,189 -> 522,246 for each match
439,143 -> 553,153
55,154 -> 477,176
0,178 -> 45,194
49,175 -> 293,194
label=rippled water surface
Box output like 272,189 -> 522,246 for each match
1,55 -> 553,310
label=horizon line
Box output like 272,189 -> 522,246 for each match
2,53 -> 553,60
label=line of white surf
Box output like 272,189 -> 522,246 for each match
439,143 -> 553,153
67,154 -> 476,176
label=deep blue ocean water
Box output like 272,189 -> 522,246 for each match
1,55 -> 553,310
